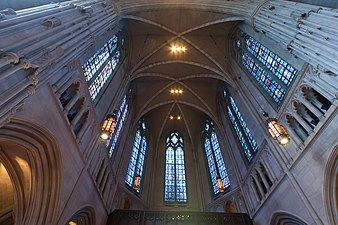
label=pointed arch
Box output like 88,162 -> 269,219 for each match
0,119 -> 61,225
270,211 -> 308,225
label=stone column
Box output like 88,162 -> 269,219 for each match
256,166 -> 271,191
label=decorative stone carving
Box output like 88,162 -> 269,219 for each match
0,8 -> 16,16
42,17 -> 62,29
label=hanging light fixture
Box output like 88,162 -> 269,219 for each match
133,175 -> 141,191
216,176 -> 225,193
234,79 -> 291,146
264,113 -> 290,145
100,114 -> 116,140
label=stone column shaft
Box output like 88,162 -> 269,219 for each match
64,91 -> 81,113
0,86 -> 34,117
70,107 -> 88,129
293,113 -> 313,133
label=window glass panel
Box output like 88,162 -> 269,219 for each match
203,120 -> 231,195
125,120 -> 147,193
230,97 -> 258,152
82,34 -> 124,101
242,52 -> 286,105
106,95 -> 128,157
165,133 -> 187,203
227,107 -> 253,161
246,36 -> 297,87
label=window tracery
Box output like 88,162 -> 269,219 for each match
203,119 -> 230,195
224,89 -> 257,162
165,132 -> 187,203
125,119 -> 147,193
106,95 -> 128,157
82,33 -> 124,101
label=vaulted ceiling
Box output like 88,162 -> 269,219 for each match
123,8 -> 243,148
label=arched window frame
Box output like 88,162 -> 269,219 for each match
164,132 -> 187,204
223,89 -> 258,162
203,119 -> 231,196
234,30 -> 298,106
125,119 -> 148,193
106,95 -> 129,157
81,30 -> 126,102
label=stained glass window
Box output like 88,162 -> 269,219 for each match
165,132 -> 187,203
246,36 -> 297,86
242,52 -> 286,105
125,120 -> 147,193
230,97 -> 258,152
203,120 -> 230,195
236,39 -> 241,48
106,95 -> 128,157
227,107 -> 253,161
82,34 -> 123,101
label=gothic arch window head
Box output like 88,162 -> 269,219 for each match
81,31 -> 125,101
164,132 -> 187,203
203,119 -> 231,195
125,119 -> 148,193
224,89 -> 258,162
235,30 -> 298,106
106,95 -> 129,157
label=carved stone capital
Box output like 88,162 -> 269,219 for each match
26,86 -> 36,96
0,8 -> 16,16
27,74 -> 39,85
3,52 -> 19,64
20,58 -> 31,69
42,17 -> 62,29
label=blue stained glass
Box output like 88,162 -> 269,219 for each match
108,35 -> 118,53
125,120 -> 147,193
236,39 -> 241,48
246,36 -> 297,86
165,132 -> 187,203
82,44 -> 110,82
229,97 -> 258,152
82,34 -> 122,101
107,95 -> 128,157
88,60 -> 113,100
227,107 -> 253,161
203,120 -> 231,195
242,52 -> 286,105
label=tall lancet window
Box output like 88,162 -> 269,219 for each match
82,31 -> 124,101
125,119 -> 147,193
224,90 -> 258,162
203,119 -> 230,195
106,95 -> 128,157
165,132 -> 187,203
235,30 -> 297,105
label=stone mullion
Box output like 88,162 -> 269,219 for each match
260,158 -> 276,182
299,96 -> 323,119
252,173 -> 265,199
256,166 -> 270,191
64,90 -> 81,113
227,101 -> 256,159
70,107 -> 88,129
250,179 -> 261,202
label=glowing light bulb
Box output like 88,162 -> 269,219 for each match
179,89 -> 183,94
170,116 -> 174,120
177,116 -> 181,120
